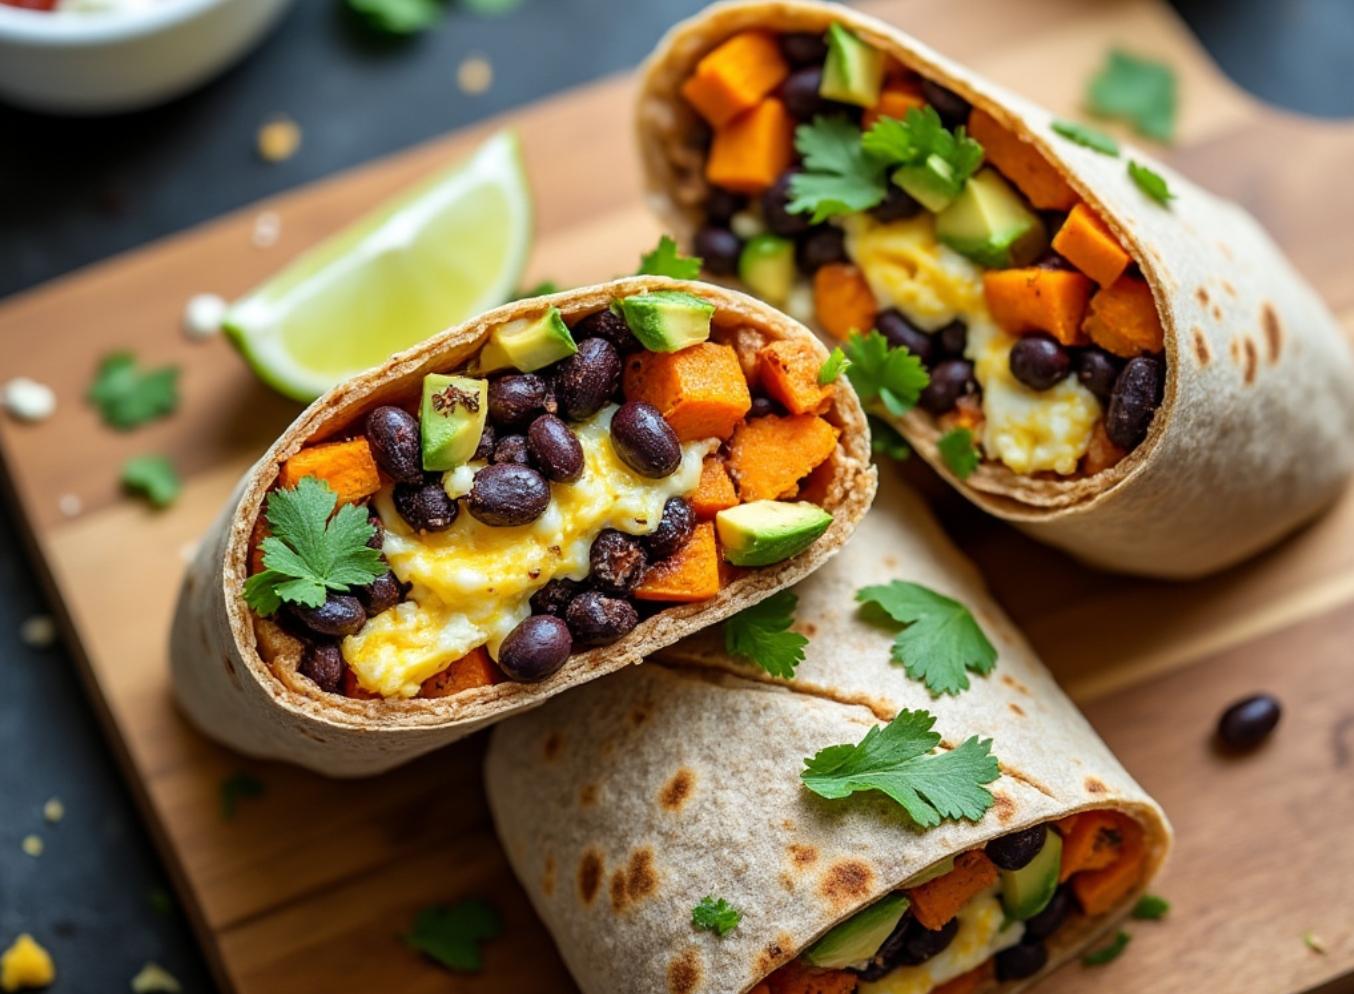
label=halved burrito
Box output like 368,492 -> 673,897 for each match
486,472 -> 1170,994
635,0 -> 1354,577
170,277 -> 875,776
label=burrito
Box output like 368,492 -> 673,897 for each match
486,471 -> 1170,994
635,0 -> 1354,577
170,276 -> 875,776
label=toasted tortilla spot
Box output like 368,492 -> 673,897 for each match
1218,240 -> 1234,260
612,847 -> 660,910
797,621 -> 818,638
1213,303 -> 1224,322
1192,327 -> 1211,365
1230,338 -> 1241,364
1221,278 -> 1237,298
1196,286 -> 1210,307
1085,776 -> 1108,794
1262,303 -> 1283,362
1009,702 -> 1026,717
667,948 -> 702,994
1001,674 -> 1030,696
544,731 -> 564,762
788,843 -> 819,869
757,934 -> 796,973
629,705 -> 650,727
884,555 -> 898,568
992,791 -> 1016,824
819,858 -> 874,909
660,768 -> 696,811
1003,765 -> 1056,799
1242,337 -> 1258,384
579,848 -> 604,905
543,855 -> 556,897
580,783 -> 599,807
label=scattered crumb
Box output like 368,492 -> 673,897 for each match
1304,931 -> 1328,955
2,378 -> 57,423
257,115 -> 302,163
42,799 -> 64,824
57,494 -> 82,518
178,540 -> 199,565
182,293 -> 227,340
19,616 -> 56,649
0,933 -> 55,991
252,211 -> 282,248
130,962 -> 181,993
21,835 -> 43,858
458,54 -> 493,94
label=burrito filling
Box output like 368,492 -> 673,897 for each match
245,288 -> 847,699
760,811 -> 1148,994
678,25 -> 1167,479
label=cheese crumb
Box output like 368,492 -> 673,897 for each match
257,116 -> 301,163
130,962 -> 181,993
252,211 -> 281,248
19,616 -> 56,650
0,934 -> 55,992
182,294 -> 227,340
20,836 -> 42,858
42,799 -> 63,824
458,54 -> 493,94
2,379 -> 56,423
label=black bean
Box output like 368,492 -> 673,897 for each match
705,186 -> 745,226
356,569 -> 404,617
1106,355 -> 1164,450
572,307 -> 642,355
299,642 -> 345,693
797,226 -> 848,274
1010,333 -> 1071,391
918,359 -> 976,415
937,320 -> 968,358
859,916 -> 959,979
870,183 -> 924,223
566,590 -> 639,647
645,497 -> 697,560
695,226 -> 744,277
748,395 -> 785,419
995,941 -> 1048,982
467,463 -> 552,527
363,406 -> 423,484
1217,693 -> 1281,750
492,434 -> 531,465
921,78 -> 971,127
780,31 -> 828,67
393,477 -> 458,532
986,824 -> 1048,871
782,66 -> 833,121
1036,251 -> 1075,271
555,337 -> 622,421
1022,886 -> 1072,944
473,422 -> 497,462
488,373 -> 550,429
1073,348 -> 1123,403
877,308 -> 935,365
611,401 -> 682,478
762,171 -> 813,237
497,615 -> 573,682
366,512 -> 385,550
589,529 -> 648,596
530,577 -> 584,618
528,414 -> 585,483
290,594 -> 366,638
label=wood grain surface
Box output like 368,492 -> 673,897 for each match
2,0 -> 1353,992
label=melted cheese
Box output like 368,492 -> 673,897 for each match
342,406 -> 713,698
842,214 -> 986,331
1,934 -> 55,992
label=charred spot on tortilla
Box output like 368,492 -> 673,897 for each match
1195,286 -> 1210,307
611,847 -> 659,911
1004,766 -> 1055,799
629,705 -> 651,728
542,855 -> 556,897
544,731 -> 565,762
1218,240 -> 1234,260
579,848 -> 604,905
788,843 -> 819,869
992,791 -> 1017,824
757,934 -> 796,973
1001,674 -> 1030,696
579,783 -> 599,807
1221,278 -> 1238,298
660,768 -> 696,811
1085,776 -> 1109,794
819,858 -> 874,908
1009,703 -> 1026,717
1192,327 -> 1211,365
1213,302 -> 1224,322
798,621 -> 818,638
666,948 -> 702,994
1242,337 -> 1259,385
1262,303 -> 1283,362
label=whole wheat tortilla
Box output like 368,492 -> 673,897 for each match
485,468 -> 1171,994
169,276 -> 875,777
635,0 -> 1354,578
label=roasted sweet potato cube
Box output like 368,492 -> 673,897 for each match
984,267 -> 1094,346
968,108 -> 1079,211
757,339 -> 836,416
418,647 -> 503,698
706,98 -> 797,195
634,522 -> 721,603
1082,276 -> 1164,357
278,437 -> 381,503
681,31 -> 789,128
1052,203 -> 1131,286
727,414 -> 840,502
623,342 -> 752,442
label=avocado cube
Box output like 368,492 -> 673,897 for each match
738,234 -> 796,307
820,23 -> 886,108
618,291 -> 714,353
1000,830 -> 1062,921
477,306 -> 577,374
894,154 -> 963,214
804,892 -> 910,970
420,374 -> 488,472
935,168 -> 1049,269
716,500 -> 833,567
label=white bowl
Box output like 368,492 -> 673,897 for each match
0,0 -> 295,114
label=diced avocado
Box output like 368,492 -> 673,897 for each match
477,306 -> 577,374
618,290 -> 714,352
738,234 -> 796,307
935,168 -> 1049,269
1000,829 -> 1062,921
420,374 -> 488,472
804,892 -> 909,970
716,500 -> 833,567
900,857 -> 955,889
894,154 -> 965,214
820,23 -> 886,108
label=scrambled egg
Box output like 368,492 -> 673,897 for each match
343,406 -> 713,698
857,887 -> 1024,994
1,933 -> 55,992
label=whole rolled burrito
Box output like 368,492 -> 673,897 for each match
170,277 -> 874,776
635,0 -> 1354,577
486,471 -> 1170,994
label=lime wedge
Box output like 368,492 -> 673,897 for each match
225,130 -> 533,402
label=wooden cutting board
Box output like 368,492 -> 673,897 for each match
3,0 -> 1353,991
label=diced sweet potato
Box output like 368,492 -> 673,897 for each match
635,522 -> 721,603
278,437 -> 381,503
706,98 -> 796,195
1056,810 -> 1133,882
418,647 -> 503,698
691,457 -> 739,520
939,394 -> 985,435
1081,419 -> 1127,476
765,959 -> 858,994
1082,276 -> 1164,357
984,267 -> 1094,346
727,414 -> 840,502
814,263 -> 878,342
967,108 -> 1079,211
341,667 -> 381,700
681,31 -> 790,128
794,457 -> 836,506
908,849 -> 1000,930
1070,815 -> 1146,917
249,515 -> 271,574
1052,203 -> 1131,286
758,339 -> 836,416
623,342 -> 752,442
862,78 -> 927,131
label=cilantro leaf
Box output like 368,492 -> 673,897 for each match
691,896 -> 743,937
857,581 -> 997,696
1132,894 -> 1170,920
1083,929 -> 1131,966
869,416 -> 911,461
842,330 -> 930,417
403,898 -> 503,973
1052,119 -> 1120,157
801,709 -> 999,827
862,105 -> 985,205
638,235 -> 703,280
936,427 -> 980,480
242,477 -> 385,615
347,0 -> 442,34
724,590 -> 808,680
1088,49 -> 1177,143
461,0 -> 525,14
122,454 -> 182,508
220,771 -> 264,822
818,347 -> 850,386
1128,161 -> 1175,205
788,115 -> 889,222
88,352 -> 180,431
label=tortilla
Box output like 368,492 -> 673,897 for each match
169,276 -> 875,777
485,468 -> 1171,994
635,0 -> 1354,578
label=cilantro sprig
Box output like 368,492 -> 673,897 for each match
122,454 -> 182,508
88,352 -> 180,430
801,709 -> 999,827
862,105 -> 985,210
242,477 -> 386,616
403,898 -> 503,973
869,416 -> 911,461
1083,929 -> 1131,966
818,347 -> 850,386
724,590 -> 808,680
1088,49 -> 1177,143
1128,161 -> 1175,206
1132,894 -> 1171,920
638,235 -> 703,280
788,115 -> 889,222
842,331 -> 930,417
1052,119 -> 1120,157
936,427 -> 980,479
857,581 -> 997,697
220,771 -> 264,822
692,896 -> 742,937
